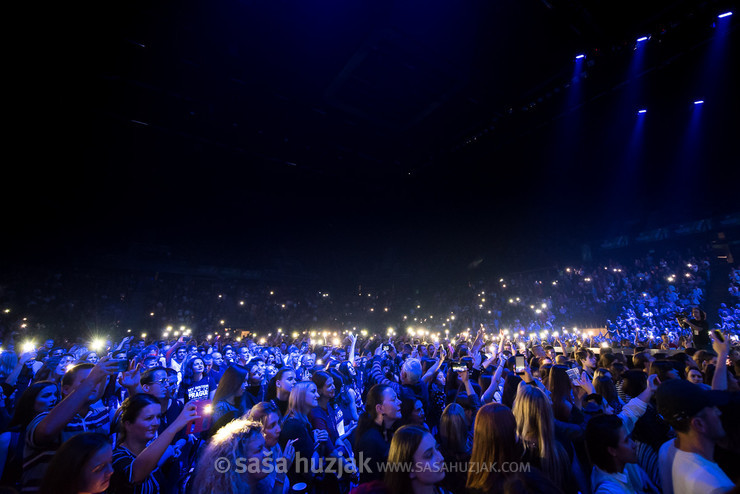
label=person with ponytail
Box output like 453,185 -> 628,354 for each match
109,393 -> 198,494
354,384 -> 402,485
266,366 -> 296,417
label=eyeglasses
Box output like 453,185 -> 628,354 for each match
150,378 -> 169,386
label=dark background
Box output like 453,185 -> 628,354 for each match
4,0 -> 738,286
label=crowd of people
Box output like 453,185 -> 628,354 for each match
0,242 -> 738,494
2,246 -> 739,347
0,314 -> 736,493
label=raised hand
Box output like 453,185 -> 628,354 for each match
282,438 -> 297,468
87,356 -> 120,384
118,361 -> 142,389
173,402 -> 200,430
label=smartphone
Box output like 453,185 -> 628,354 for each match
187,400 -> 213,435
114,360 -> 129,373
713,330 -> 725,343
566,367 -> 581,382
452,365 -> 467,373
382,344 -> 391,352
515,356 -> 526,374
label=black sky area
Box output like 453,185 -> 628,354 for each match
5,0 -> 739,282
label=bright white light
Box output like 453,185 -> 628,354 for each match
718,12 -> 732,18
575,54 -> 585,60
693,100 -> 704,105
636,36 -> 649,42
637,109 -> 647,114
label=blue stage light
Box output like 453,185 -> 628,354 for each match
575,54 -> 585,60
718,12 -> 732,18
693,100 -> 704,105
636,36 -> 649,42
637,109 -> 647,114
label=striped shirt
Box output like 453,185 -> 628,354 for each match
21,404 -> 111,493
109,445 -> 161,494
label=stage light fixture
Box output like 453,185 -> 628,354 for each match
718,12 -> 732,18
693,100 -> 704,105
637,109 -> 647,114
575,54 -> 585,60
636,36 -> 649,42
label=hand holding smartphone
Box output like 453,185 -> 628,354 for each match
515,355 -> 526,375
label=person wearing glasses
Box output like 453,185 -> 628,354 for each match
139,367 -> 187,444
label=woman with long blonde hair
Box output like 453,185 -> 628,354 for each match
191,418 -> 269,493
278,381 -> 325,491
512,381 -> 576,492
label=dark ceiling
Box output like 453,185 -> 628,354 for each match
6,0 -> 739,277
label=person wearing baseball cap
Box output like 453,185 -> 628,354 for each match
655,378 -> 734,494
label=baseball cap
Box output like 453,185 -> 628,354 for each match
655,379 -> 729,428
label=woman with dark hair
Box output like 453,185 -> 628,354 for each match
176,355 -> 216,403
384,425 -> 449,494
39,432 -> 113,494
501,372 -> 522,409
593,376 -> 623,414
0,381 -> 57,489
110,393 -> 198,494
32,354 -> 75,400
210,365 -> 249,428
309,371 -> 347,494
354,384 -> 401,485
466,403 -> 524,493
339,359 -> 364,414
329,368 -> 359,430
648,360 -> 680,382
398,397 -> 427,430
79,351 -> 100,365
243,360 -> 267,411
548,366 -> 582,424
437,403 -> 470,493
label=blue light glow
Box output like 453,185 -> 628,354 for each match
718,12 -> 732,18
694,100 -> 704,105
637,109 -> 647,114
575,54 -> 585,60
636,36 -> 649,42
